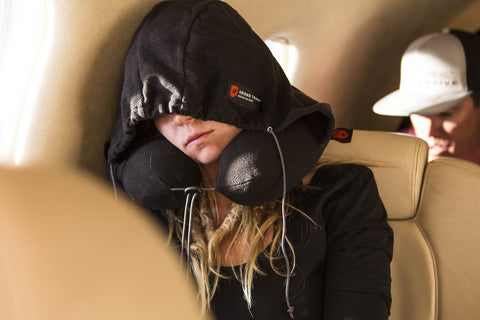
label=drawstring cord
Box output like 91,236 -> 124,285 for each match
109,163 -> 118,200
169,126 -> 295,319
267,126 -> 295,319
171,186 -> 214,267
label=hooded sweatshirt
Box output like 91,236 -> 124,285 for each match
106,1 -> 392,319
106,0 -> 336,210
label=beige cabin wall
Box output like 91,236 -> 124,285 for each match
4,0 -> 480,175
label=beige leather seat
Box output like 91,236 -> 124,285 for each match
323,130 -> 480,320
0,166 -> 209,320
416,158 -> 480,319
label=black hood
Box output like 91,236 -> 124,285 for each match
107,0 -> 333,162
106,0 -> 335,209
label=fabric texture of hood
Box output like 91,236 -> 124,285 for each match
106,0 -> 335,209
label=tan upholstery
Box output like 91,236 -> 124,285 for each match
0,166 -> 209,320
323,130 -> 429,220
417,158 -> 480,319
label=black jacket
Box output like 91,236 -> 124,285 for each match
154,164 -> 393,319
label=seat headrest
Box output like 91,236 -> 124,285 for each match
322,130 -> 428,219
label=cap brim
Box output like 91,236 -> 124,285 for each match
373,89 -> 471,116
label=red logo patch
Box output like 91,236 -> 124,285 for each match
332,129 -> 348,140
331,128 -> 353,143
227,81 -> 261,111
230,85 -> 239,98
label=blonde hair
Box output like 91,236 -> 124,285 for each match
162,157 -> 338,314
165,189 -> 298,314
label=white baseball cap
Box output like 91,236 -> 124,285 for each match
373,30 -> 480,116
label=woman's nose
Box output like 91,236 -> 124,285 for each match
172,114 -> 193,127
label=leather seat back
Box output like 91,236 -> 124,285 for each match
0,166 -> 209,320
416,158 -> 480,319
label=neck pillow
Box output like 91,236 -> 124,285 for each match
112,112 -> 331,210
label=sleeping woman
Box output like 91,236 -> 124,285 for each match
106,1 -> 393,319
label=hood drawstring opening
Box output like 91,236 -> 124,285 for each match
267,127 -> 295,319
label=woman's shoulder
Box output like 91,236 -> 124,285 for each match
297,162 -> 388,234
308,163 -> 375,190
293,163 -> 379,219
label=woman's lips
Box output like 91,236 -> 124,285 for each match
185,130 -> 213,146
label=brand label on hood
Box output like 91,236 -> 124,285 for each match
227,81 -> 261,111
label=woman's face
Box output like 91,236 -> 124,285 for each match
154,114 -> 243,168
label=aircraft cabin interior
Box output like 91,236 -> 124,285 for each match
0,0 -> 479,319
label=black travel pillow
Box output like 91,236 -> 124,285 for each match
113,113 -> 329,210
